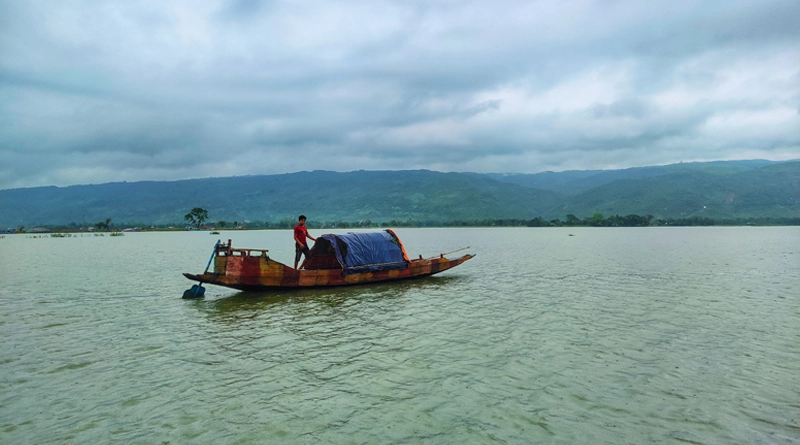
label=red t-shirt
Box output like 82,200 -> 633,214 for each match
294,224 -> 309,247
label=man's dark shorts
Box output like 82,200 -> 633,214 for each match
295,244 -> 310,263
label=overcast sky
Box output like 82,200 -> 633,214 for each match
1,0 -> 798,190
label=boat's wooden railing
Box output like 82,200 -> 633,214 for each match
216,239 -> 269,257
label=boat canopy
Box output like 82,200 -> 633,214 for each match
307,229 -> 410,274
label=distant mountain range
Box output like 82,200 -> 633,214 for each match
1,160 -> 798,228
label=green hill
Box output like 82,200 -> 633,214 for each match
487,160 -> 779,195
546,161 -> 800,219
1,161 -> 797,228
0,170 -> 562,227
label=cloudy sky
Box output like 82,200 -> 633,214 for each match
1,0 -> 798,190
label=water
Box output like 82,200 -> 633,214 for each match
1,227 -> 798,444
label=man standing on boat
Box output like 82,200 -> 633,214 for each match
293,215 -> 316,269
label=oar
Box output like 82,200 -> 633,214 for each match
421,246 -> 470,260
203,240 -> 221,274
182,240 -> 220,299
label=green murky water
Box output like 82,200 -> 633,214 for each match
1,227 -> 798,444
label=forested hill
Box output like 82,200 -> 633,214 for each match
550,161 -> 800,219
0,170 -> 561,227
483,159 -> 781,195
1,160 -> 798,227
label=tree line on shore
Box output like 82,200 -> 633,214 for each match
6,210 -> 799,233
436,214 -> 800,227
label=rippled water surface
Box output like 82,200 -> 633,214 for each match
1,227 -> 798,444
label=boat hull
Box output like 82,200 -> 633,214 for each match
184,253 -> 474,291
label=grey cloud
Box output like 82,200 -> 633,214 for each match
0,0 -> 798,190
216,0 -> 270,20
590,100 -> 649,119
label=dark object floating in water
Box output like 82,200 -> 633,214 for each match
183,229 -> 474,294
182,284 -> 206,299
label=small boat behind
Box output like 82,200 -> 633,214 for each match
183,229 -> 474,294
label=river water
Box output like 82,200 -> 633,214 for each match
1,227 -> 798,444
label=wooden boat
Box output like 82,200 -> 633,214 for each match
183,229 -> 474,292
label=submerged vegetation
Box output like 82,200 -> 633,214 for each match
17,233 -> 120,239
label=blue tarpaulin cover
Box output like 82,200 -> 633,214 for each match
317,230 -> 409,274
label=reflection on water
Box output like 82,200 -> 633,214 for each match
201,276 -> 463,318
1,228 -> 798,444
